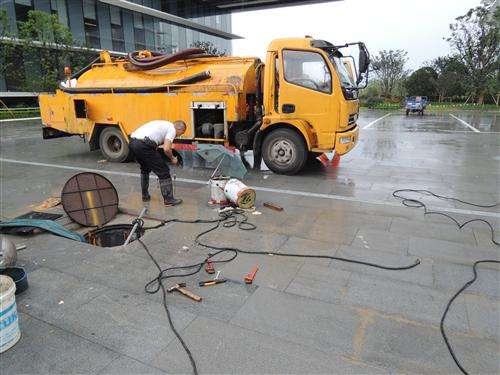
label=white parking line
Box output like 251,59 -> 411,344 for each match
0,117 -> 41,122
449,114 -> 480,133
362,113 -> 392,129
1,158 -> 498,219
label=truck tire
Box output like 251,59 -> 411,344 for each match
99,127 -> 132,162
262,128 -> 307,175
406,109 -> 410,116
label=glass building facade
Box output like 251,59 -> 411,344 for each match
0,0 -> 233,92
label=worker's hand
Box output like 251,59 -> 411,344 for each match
171,156 -> 178,165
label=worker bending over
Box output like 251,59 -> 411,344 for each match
129,120 -> 186,206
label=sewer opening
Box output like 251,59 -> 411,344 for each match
85,224 -> 145,247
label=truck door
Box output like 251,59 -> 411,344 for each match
278,49 -> 337,148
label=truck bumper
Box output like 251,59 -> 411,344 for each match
334,125 -> 359,155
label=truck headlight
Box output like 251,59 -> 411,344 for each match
339,136 -> 351,144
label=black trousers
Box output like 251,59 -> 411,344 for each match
129,139 -> 171,179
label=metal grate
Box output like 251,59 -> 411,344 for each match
61,172 -> 119,227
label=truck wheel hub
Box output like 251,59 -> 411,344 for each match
108,136 -> 122,153
272,140 -> 293,164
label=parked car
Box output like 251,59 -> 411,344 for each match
405,96 -> 428,116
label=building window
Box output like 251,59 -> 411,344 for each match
110,6 -> 125,52
83,0 -> 100,49
133,13 -> 146,50
14,0 -> 33,23
50,0 -> 69,27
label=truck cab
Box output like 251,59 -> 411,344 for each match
255,37 -> 369,174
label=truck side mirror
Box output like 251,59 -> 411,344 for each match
358,44 -> 369,75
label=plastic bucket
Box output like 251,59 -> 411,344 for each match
209,177 -> 229,205
0,275 -> 20,353
224,179 -> 256,209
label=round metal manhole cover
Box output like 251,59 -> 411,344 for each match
61,172 -> 119,227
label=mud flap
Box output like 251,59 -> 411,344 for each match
252,130 -> 263,170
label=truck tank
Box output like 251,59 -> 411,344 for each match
39,50 -> 261,161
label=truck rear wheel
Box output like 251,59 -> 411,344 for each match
262,128 -> 307,175
99,127 -> 132,162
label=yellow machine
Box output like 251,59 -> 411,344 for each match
39,37 -> 369,174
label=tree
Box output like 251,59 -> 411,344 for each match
190,40 -> 226,56
1,10 -> 96,92
404,67 -> 438,97
446,0 -> 499,104
0,9 -> 24,90
431,56 -> 467,102
370,49 -> 409,98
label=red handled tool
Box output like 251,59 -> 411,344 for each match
244,265 -> 259,284
205,259 -> 215,274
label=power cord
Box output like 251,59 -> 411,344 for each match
393,189 -> 499,246
440,259 -> 500,375
136,208 -> 420,374
392,189 -> 499,375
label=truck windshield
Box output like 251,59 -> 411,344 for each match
328,54 -> 356,89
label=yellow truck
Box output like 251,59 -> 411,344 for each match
39,37 -> 369,174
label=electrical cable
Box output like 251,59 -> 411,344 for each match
136,207 -> 421,374
392,189 -> 499,375
392,189 -> 499,245
440,259 -> 500,375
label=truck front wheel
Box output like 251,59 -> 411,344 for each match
262,128 -> 307,175
99,127 -> 132,162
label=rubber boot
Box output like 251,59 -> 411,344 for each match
141,173 -> 151,202
159,177 -> 182,206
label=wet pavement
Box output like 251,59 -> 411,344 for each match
0,109 -> 499,374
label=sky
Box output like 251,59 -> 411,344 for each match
231,0 -> 482,70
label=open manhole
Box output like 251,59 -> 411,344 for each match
85,224 -> 145,247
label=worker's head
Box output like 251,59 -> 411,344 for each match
173,120 -> 187,136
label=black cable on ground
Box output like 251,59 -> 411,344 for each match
136,207 -> 420,374
393,189 -> 499,245
392,189 -> 500,375
440,259 -> 500,375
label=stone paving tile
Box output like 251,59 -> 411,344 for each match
360,314 -> 499,374
332,245 -> 434,287
219,251 -> 302,291
352,228 -> 410,255
433,261 -> 500,299
0,313 -> 119,374
409,237 -> 499,266
10,233 -> 101,271
98,356 -> 167,374
152,316 -> 385,374
230,287 -> 359,355
51,291 -> 196,363
146,277 -> 257,323
62,247 -> 166,296
17,268 -> 105,319
342,273 -> 469,333
464,294 -> 500,341
473,227 -> 500,250
390,218 -> 477,245
275,236 -> 338,266
285,264 -> 351,304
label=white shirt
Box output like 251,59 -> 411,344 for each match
131,120 -> 177,145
